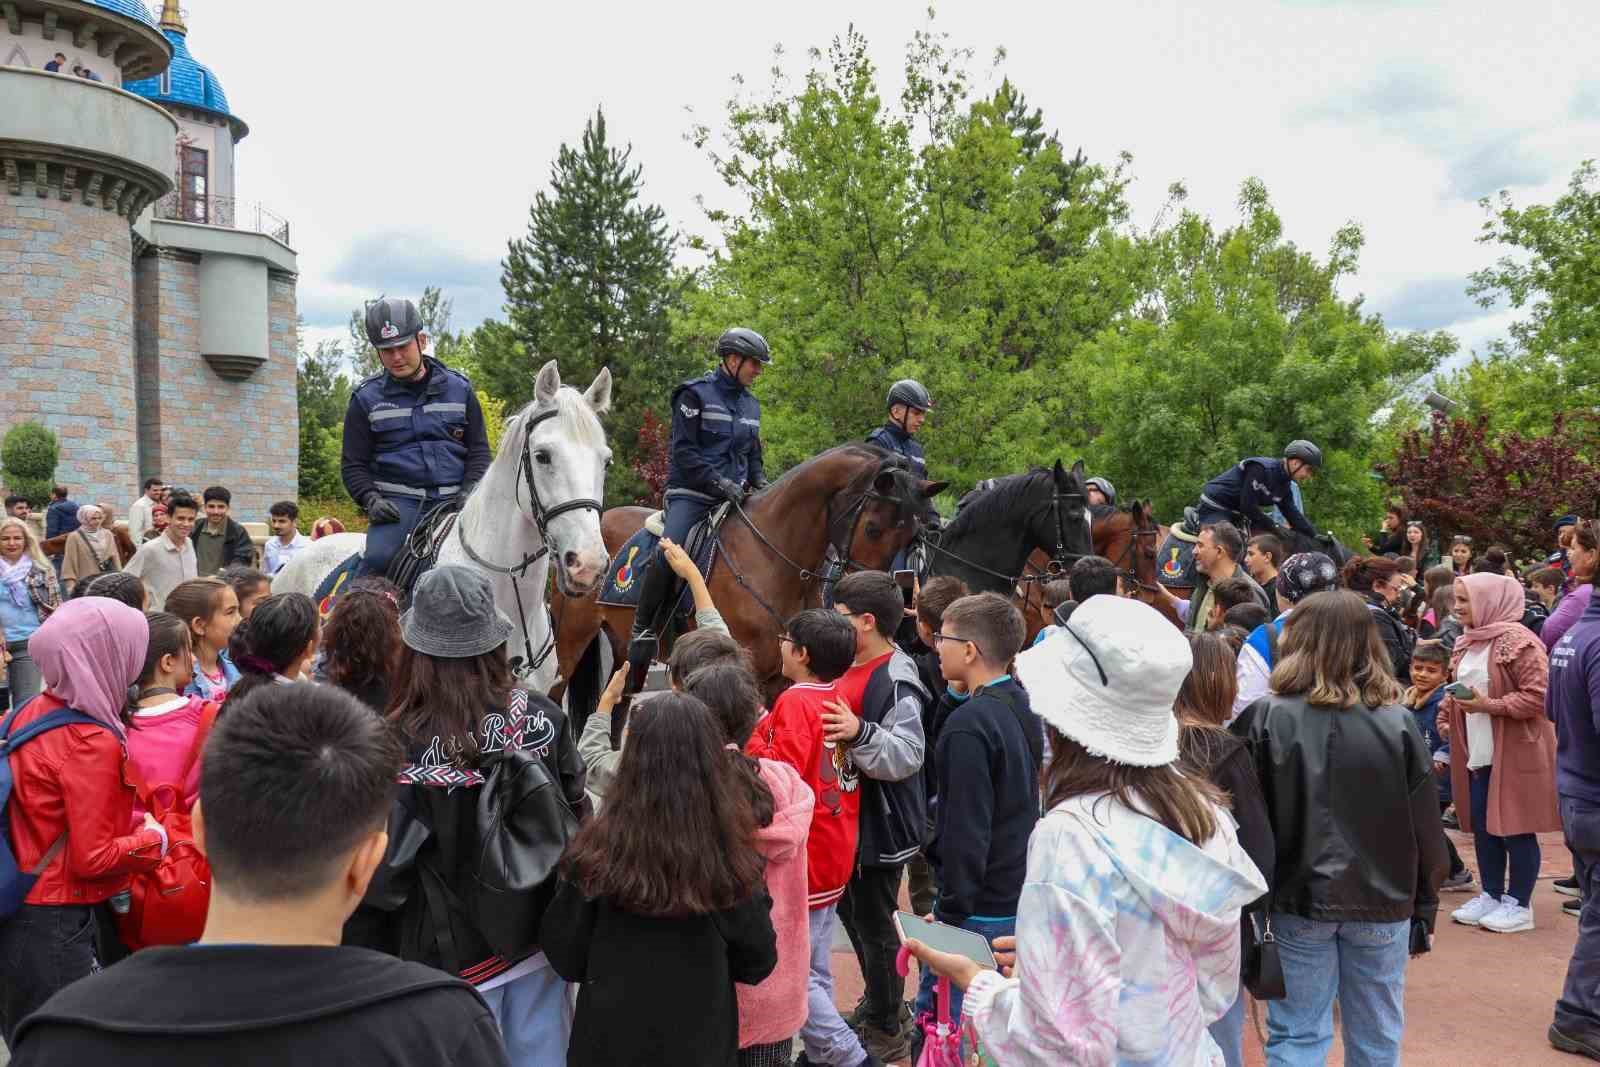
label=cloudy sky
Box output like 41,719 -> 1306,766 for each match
182,0 -> 1598,366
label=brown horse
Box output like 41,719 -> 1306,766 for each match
1015,502 -> 1182,639
550,444 -> 944,722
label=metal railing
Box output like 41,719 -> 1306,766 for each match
152,192 -> 291,245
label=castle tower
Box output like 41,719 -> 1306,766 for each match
1,1 -> 298,518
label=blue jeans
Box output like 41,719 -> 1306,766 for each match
477,960 -> 572,1067
1208,990 -> 1247,1067
1469,765 -> 1541,906
0,904 -> 104,1048
1557,796 -> 1600,1032
913,915 -> 1015,1028
1265,914 -> 1409,1067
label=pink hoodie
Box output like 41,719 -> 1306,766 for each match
124,695 -> 214,823
738,757 -> 815,1049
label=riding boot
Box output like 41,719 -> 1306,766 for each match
625,553 -> 675,694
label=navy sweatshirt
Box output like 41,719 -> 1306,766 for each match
1549,593 -> 1600,806
927,677 -> 1042,924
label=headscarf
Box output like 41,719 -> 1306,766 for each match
1453,573 -> 1528,654
150,504 -> 169,528
27,598 -> 148,737
74,504 -> 116,559
1278,551 -> 1340,605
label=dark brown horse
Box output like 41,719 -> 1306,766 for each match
1015,502 -> 1182,640
550,444 -> 944,722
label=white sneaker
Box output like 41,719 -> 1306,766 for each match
1452,891 -> 1501,926
1480,897 -> 1535,933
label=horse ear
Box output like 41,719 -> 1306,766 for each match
920,480 -> 950,499
1072,459 -> 1086,483
1053,458 -> 1066,480
534,360 -> 562,406
583,367 -> 613,415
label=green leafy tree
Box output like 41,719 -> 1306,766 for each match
348,286 -> 456,379
1,421 -> 59,506
493,107 -> 693,503
297,337 -> 351,500
678,23 -> 1136,492
1072,180 -> 1453,540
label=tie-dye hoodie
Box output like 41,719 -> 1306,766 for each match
963,791 -> 1267,1065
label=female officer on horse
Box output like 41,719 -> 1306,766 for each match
341,297 -> 492,579
625,328 -> 771,691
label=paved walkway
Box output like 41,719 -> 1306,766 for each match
829,828 -> 1585,1065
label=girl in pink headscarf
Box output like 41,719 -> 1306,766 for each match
1441,572 -> 1558,935
0,599 -> 166,1042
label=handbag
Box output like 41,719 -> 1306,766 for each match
77,530 -> 115,574
1241,905 -> 1286,1000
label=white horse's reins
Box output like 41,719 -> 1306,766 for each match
455,405 -> 604,678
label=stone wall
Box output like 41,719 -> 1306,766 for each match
0,192 -> 140,508
131,249 -> 298,520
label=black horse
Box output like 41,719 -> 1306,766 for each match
923,460 -> 1095,596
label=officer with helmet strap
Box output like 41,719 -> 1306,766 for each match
1196,440 -> 1324,541
341,297 -> 491,579
867,379 -> 932,478
1085,477 -> 1117,509
625,328 -> 771,689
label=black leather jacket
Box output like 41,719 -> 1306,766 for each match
1231,694 -> 1449,931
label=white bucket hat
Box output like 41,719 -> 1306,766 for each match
1015,595 -> 1193,767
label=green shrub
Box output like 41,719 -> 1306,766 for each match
1,422 -> 59,506
298,495 -> 369,534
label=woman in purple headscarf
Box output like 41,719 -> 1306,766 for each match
0,598 -> 166,1043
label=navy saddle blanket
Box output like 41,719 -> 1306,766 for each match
1155,528 -> 1201,589
597,508 -> 722,610
314,553 -> 363,620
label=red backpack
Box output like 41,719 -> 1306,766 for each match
116,701 -> 221,951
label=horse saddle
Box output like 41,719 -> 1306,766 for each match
313,506 -> 458,620
597,503 -> 728,612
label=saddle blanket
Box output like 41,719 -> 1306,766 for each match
597,509 -> 721,610
1156,526 -> 1201,589
314,552 -> 363,620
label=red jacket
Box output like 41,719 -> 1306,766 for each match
6,694 -> 164,906
746,681 -> 860,909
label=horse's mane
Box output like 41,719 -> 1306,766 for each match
499,386 -> 606,462
942,469 -> 1052,540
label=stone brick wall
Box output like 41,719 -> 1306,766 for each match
0,192 -> 140,508
132,252 -> 299,522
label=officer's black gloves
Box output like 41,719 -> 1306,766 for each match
715,478 -> 748,505
363,493 -> 401,525
452,482 -> 478,511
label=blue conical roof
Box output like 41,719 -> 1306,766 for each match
124,22 -> 246,139
84,0 -> 159,27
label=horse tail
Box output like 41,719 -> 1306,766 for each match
565,631 -> 607,738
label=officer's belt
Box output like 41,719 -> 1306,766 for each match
374,481 -> 460,499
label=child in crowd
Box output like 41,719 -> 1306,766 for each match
125,612 -> 220,820
918,592 -> 1042,1038
77,571 -> 147,611
829,570 -> 930,1063
164,577 -> 240,700
1531,567 -> 1567,613
1032,579 -> 1073,645
218,566 -> 271,621
542,692 -> 778,1067
745,608 -> 865,1067
316,580 -> 402,713
687,662 -> 815,1067
1406,639 -> 1474,892
225,593 -> 321,705
906,576 -> 969,918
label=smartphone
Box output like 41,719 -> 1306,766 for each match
1445,681 -> 1475,700
893,911 -> 998,969
894,569 -> 917,607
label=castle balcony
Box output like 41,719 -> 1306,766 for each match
150,191 -> 289,246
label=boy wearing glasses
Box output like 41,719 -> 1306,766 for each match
919,592 -> 1043,1034
747,609 -> 871,1067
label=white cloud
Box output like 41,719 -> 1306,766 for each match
182,0 -> 1598,363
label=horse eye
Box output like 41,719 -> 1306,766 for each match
536,450 -> 553,465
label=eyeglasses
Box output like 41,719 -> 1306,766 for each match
1062,622 -> 1109,686
931,631 -> 972,649
777,634 -> 795,647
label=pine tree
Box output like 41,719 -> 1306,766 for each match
491,107 -> 694,502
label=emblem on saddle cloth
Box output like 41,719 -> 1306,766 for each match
614,545 -> 642,592
1155,527 -> 1201,588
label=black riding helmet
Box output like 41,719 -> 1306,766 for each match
364,297 -> 423,350
1283,439 -> 1323,470
716,328 -> 772,365
886,379 -> 933,413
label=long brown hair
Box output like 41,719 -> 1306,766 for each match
1269,590 -> 1402,708
560,692 -> 767,916
1044,730 -> 1222,845
386,641 -> 513,768
1573,520 -> 1599,586
1174,632 -> 1238,728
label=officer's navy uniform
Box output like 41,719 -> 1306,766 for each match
1197,456 -> 1317,540
866,421 -> 927,479
341,357 -> 491,577
660,367 -> 766,544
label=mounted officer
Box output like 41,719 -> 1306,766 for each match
1195,440 -> 1323,542
866,379 -> 932,479
340,297 -> 491,579
1086,477 -> 1116,509
625,328 -> 771,688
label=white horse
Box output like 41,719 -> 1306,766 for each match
273,360 -> 613,694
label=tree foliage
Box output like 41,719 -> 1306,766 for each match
1377,412 -> 1600,559
296,337 -> 351,501
1,421 -> 59,505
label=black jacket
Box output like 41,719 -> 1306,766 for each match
1231,694 -> 1449,930
542,877 -> 777,1067
1181,725 -> 1275,975
1366,596 -> 1416,684
849,650 -> 931,867
10,945 -> 507,1067
189,516 -> 255,570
